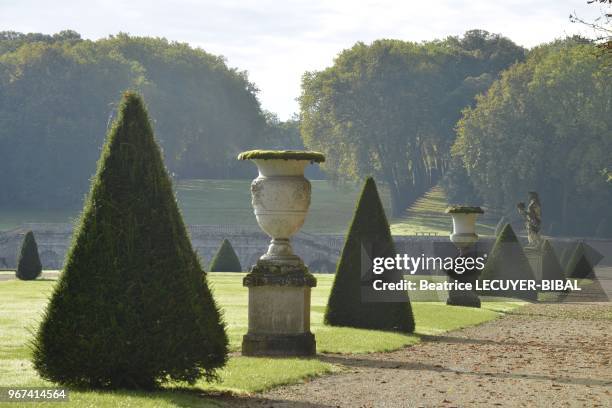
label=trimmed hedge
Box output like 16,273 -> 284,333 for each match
209,239 -> 242,272
479,223 -> 537,301
566,242 -> 596,279
32,92 -> 228,389
541,240 -> 565,283
16,231 -> 42,280
324,177 -> 415,332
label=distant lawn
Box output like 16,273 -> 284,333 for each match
0,273 -> 522,407
390,186 -> 498,237
0,180 -> 370,234
0,180 -> 498,235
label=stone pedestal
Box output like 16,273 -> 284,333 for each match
524,247 -> 543,281
242,261 -> 317,356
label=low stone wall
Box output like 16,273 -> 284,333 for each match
1,223 -> 610,272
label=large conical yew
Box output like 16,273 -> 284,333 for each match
324,177 -> 414,332
32,92 -> 228,389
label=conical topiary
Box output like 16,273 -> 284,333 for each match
541,240 -> 565,283
209,239 -> 242,272
561,242 -> 608,301
566,242 -> 600,279
324,177 -> 414,332
16,231 -> 42,280
479,223 -> 537,301
32,92 -> 228,389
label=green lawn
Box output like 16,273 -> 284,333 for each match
390,186 -> 498,237
0,180 -> 497,235
0,273 -> 522,407
0,180 -> 367,234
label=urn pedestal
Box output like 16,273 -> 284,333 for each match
524,247 -> 544,282
238,150 -> 325,356
445,206 -> 484,308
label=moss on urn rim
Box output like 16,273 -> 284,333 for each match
445,205 -> 484,214
237,150 -> 325,163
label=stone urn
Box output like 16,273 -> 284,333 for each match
445,206 -> 484,308
237,150 -> 325,356
446,206 -> 484,255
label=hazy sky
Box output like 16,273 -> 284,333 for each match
0,0 -> 605,119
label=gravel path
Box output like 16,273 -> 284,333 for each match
229,302 -> 612,407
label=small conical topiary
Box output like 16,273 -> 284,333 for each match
565,242 -> 601,279
16,231 -> 42,280
209,239 -> 242,272
541,240 -> 565,283
479,223 -> 537,301
32,92 -> 228,389
324,177 -> 414,332
561,242 -> 608,301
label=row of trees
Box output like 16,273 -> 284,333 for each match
0,31 -> 298,209
300,32 -> 611,236
299,30 -> 526,216
450,39 -> 612,236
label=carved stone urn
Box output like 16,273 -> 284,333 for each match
237,150 -> 325,356
446,206 -> 484,255
445,206 -> 484,308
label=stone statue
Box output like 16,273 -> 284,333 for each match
517,192 -> 542,248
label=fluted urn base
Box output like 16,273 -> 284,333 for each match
242,260 -> 317,356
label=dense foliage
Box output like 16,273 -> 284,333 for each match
479,224 -> 537,301
300,30 -> 525,215
32,93 -> 228,389
325,177 -> 415,332
209,239 -> 242,272
15,230 -> 42,280
0,31 -> 281,209
452,39 -> 612,236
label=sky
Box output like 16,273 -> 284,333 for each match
0,0 -> 605,119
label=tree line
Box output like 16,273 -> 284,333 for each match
299,30 -> 526,216
300,32 -> 611,237
1,30 -> 610,237
0,30 -> 298,209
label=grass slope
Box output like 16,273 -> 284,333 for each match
0,180 -> 369,234
1,181 -> 499,235
390,186 -> 498,236
0,273 -> 522,407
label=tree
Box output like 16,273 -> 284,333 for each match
300,31 -> 524,216
453,41 -> 612,236
15,231 -> 42,280
209,239 -> 242,272
324,177 -> 415,332
98,34 -> 267,179
32,92 -> 228,389
570,1 -> 611,53
0,32 -> 270,209
479,224 -> 537,301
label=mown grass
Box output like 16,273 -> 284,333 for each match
390,186 -> 498,237
0,273 -> 522,407
0,180 -> 368,234
0,180 -> 498,235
